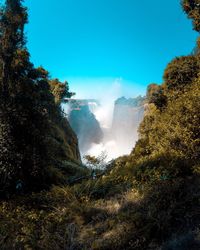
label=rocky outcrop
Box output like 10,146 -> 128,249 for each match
67,100 -> 103,155
111,96 -> 145,152
47,114 -> 82,176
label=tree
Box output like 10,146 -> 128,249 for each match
0,0 -> 81,197
182,0 -> 200,32
0,0 -> 51,195
163,55 -> 200,91
0,0 -> 27,195
49,78 -> 74,105
83,151 -> 107,170
146,84 -> 167,110
0,0 -> 27,97
146,84 -> 160,102
192,37 -> 200,55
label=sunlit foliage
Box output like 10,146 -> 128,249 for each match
182,0 -> 200,31
163,55 -> 200,90
49,78 -> 74,105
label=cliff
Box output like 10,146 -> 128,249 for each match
67,100 -> 103,155
111,96 -> 145,152
48,116 -> 81,163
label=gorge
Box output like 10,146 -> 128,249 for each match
64,95 -> 146,161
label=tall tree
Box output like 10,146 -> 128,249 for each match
0,0 -> 27,97
0,0 -> 50,196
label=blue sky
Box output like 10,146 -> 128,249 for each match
25,0 -> 198,98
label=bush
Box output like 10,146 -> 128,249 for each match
163,55 -> 200,91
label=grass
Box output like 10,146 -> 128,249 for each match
0,169 -> 200,250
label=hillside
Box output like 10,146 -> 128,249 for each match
1,39 -> 200,250
0,0 -> 83,196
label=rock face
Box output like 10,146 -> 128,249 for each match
67,99 -> 103,155
111,96 -> 145,153
47,113 -> 82,169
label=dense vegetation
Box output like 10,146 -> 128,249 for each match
0,0 -> 200,249
0,0 -> 82,198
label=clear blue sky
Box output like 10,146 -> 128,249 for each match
25,0 -> 198,98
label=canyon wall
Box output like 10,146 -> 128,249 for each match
66,99 -> 103,155
110,96 -> 145,156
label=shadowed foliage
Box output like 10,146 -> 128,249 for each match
0,0 -> 81,197
182,0 -> 200,31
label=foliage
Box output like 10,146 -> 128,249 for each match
192,36 -> 200,55
146,84 -> 167,110
0,0 -> 81,197
0,174 -> 200,250
49,78 -> 74,105
140,77 -> 200,163
182,0 -> 200,31
83,151 -> 107,170
0,0 -> 50,194
163,55 -> 200,91
0,0 -> 200,249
